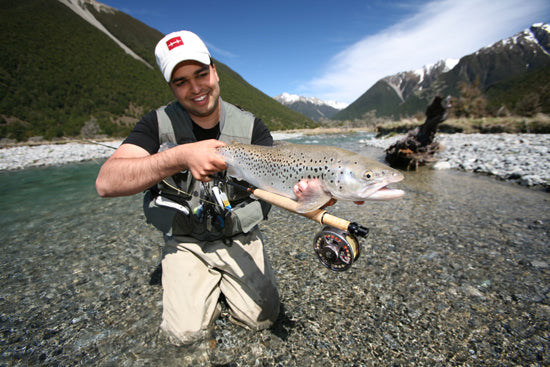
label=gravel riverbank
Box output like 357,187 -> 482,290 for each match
365,133 -> 550,189
1,132 -> 549,365
0,141 -> 122,171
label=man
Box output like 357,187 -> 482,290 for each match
96,30 -> 279,345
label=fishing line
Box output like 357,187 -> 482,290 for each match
159,178 -> 219,207
79,139 -> 120,150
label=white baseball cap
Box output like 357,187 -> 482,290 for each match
155,30 -> 211,82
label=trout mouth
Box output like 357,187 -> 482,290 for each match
358,180 -> 404,201
367,185 -> 405,200
363,169 -> 404,200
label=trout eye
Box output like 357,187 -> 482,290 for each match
363,171 -> 373,179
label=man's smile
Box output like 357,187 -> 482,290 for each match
191,93 -> 209,105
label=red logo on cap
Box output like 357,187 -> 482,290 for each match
166,36 -> 184,51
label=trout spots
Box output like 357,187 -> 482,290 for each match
220,141 -> 404,206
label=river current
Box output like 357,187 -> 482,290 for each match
1,132 -> 548,365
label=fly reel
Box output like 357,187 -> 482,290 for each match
313,226 -> 361,271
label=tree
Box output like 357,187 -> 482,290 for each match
516,92 -> 541,117
452,79 -> 487,118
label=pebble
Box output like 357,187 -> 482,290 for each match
432,161 -> 451,170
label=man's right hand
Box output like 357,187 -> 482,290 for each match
183,139 -> 227,182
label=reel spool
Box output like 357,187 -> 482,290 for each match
313,226 -> 361,271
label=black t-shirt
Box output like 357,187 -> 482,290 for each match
123,108 -> 273,154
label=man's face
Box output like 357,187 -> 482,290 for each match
169,60 -> 221,121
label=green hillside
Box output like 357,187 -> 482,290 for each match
484,64 -> 550,115
333,80 -> 403,120
87,2 -> 163,67
0,0 -> 315,141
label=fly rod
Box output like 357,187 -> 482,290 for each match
224,180 -> 369,271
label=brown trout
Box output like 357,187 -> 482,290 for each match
217,142 -> 404,213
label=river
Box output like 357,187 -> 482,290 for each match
1,132 -> 548,365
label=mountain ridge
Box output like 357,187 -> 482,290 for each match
273,93 -> 348,121
1,1 -> 547,141
274,93 -> 348,110
334,23 -> 550,120
59,0 -> 152,67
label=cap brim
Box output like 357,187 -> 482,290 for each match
163,52 -> 211,82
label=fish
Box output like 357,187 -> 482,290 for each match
217,142 -> 404,213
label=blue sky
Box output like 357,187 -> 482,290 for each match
101,0 -> 550,104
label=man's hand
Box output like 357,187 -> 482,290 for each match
293,179 -> 365,208
293,179 -> 335,209
183,139 -> 227,182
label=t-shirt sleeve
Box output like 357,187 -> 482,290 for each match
251,117 -> 273,147
122,110 -> 160,155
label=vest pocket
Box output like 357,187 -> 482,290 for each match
143,190 -> 177,233
172,211 -> 225,241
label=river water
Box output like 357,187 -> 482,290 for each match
1,132 -> 549,366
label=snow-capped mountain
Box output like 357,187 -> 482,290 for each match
335,23 -> 550,120
274,93 -> 348,121
412,59 -> 459,87
275,93 -> 348,110
480,22 -> 550,56
381,59 -> 459,103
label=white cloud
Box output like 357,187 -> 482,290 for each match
205,41 -> 238,59
304,0 -> 550,103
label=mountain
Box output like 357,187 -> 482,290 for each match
0,0 -> 315,141
273,93 -> 348,121
334,23 -> 550,121
335,60 -> 458,120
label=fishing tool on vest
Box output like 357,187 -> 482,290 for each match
151,170 -> 233,236
154,195 -> 190,215
198,182 -> 227,232
222,178 -> 369,271
212,186 -> 232,212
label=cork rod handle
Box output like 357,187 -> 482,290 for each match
250,188 -> 351,231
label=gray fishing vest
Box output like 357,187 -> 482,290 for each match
143,99 -> 268,241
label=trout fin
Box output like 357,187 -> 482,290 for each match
294,179 -> 333,213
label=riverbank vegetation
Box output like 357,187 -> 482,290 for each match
375,114 -> 550,137
2,115 -> 549,148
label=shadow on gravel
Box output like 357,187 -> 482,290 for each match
270,304 -> 299,341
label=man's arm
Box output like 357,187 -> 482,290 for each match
96,139 -> 227,197
251,118 -> 273,146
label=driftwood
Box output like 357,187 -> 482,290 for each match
385,95 -> 451,170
